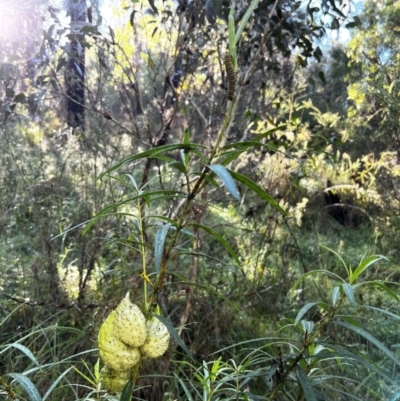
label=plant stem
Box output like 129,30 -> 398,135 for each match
268,294 -> 346,400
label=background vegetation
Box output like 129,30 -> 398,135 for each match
1,0 -> 400,400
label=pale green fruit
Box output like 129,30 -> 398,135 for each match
100,366 -> 131,393
98,309 -> 141,371
113,292 -> 147,348
140,318 -> 170,358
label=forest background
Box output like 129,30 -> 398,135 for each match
1,0 -> 400,400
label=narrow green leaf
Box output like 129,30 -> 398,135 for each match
228,170 -> 287,214
99,143 -> 205,179
0,304 -> 26,329
341,316 -> 361,327
228,4 -> 236,69
7,343 -> 40,367
336,321 -> 400,366
350,255 -> 388,284
341,283 -> 356,306
120,380 -> 134,401
42,368 -> 72,401
81,190 -> 184,235
318,342 -> 396,384
234,0 -> 261,45
182,129 -> 190,167
175,375 -> 195,401
290,270 -> 344,299
300,320 -> 315,334
154,223 -> 172,273
7,373 -> 41,401
191,223 -> 239,264
208,164 -> 240,201
294,303 -> 318,325
170,161 -> 187,174
361,281 -> 400,302
169,272 -> 240,311
332,286 -> 340,306
295,365 -> 318,401
71,365 -> 96,387
320,245 -> 349,277
123,174 -> 138,191
153,314 -> 193,360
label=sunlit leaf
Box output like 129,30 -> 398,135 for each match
99,143 -> 205,179
6,343 -> 40,367
228,170 -> 287,214
341,283 -> 356,306
332,286 -> 340,306
154,223 -> 172,273
350,255 -> 387,284
208,164 -> 240,201
7,373 -> 41,401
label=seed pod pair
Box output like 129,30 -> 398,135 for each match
98,308 -> 141,371
98,293 -> 171,392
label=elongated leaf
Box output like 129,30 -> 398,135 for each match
99,143 -> 205,179
120,380 -> 134,401
170,161 -> 187,174
350,255 -> 388,284
176,375 -> 195,401
228,170 -> 287,214
123,174 -> 138,191
81,190 -> 184,235
153,314 -> 193,360
320,245 -> 350,277
360,281 -> 400,302
71,365 -> 96,387
191,223 -> 239,264
341,283 -> 356,306
169,272 -> 240,311
341,315 -> 361,327
0,304 -> 26,329
42,368 -> 72,401
234,0 -> 261,45
208,164 -> 240,200
7,343 -> 40,367
332,286 -> 340,306
290,270 -> 344,299
294,303 -> 318,325
336,321 -> 400,366
319,342 -> 396,385
296,365 -> 318,401
228,4 -> 236,69
182,129 -> 191,168
155,223 -> 172,273
300,320 -> 315,334
7,373 -> 41,401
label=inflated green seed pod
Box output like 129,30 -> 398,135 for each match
98,309 -> 141,371
113,292 -> 147,348
100,366 -> 131,393
140,318 -> 170,358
